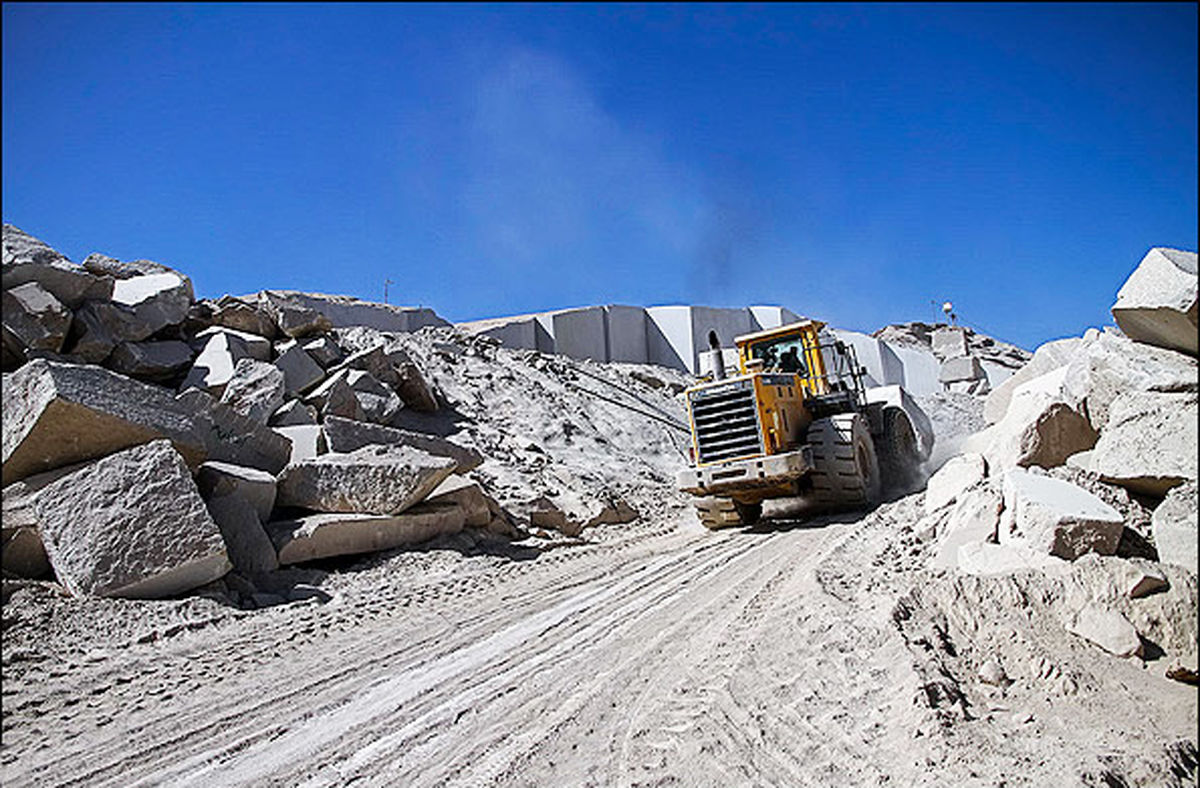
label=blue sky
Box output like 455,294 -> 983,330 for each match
3,3 -> 1196,350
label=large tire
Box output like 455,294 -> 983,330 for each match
806,413 -> 882,511
693,497 -> 761,529
877,407 -> 923,495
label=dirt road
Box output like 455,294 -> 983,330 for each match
3,496 -> 1195,787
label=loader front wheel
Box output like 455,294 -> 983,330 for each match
806,413 -> 882,512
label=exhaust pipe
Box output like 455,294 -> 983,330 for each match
702,330 -> 726,380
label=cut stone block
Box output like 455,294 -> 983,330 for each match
932,327 -> 969,360
1067,603 -> 1143,658
984,337 -> 1082,424
427,474 -> 491,527
2,224 -> 113,308
930,484 -> 1002,570
203,494 -> 279,575
1111,247 -> 1198,356
209,295 -> 278,339
107,340 -> 194,382
221,358 -> 286,425
109,270 -> 192,336
1090,391 -> 1198,497
66,301 -> 155,363
178,389 -> 292,475
267,501 -> 465,565
269,399 -> 318,427
181,331 -> 252,395
1151,481 -> 1197,573
258,290 -> 448,335
302,336 -> 344,368
195,461 -> 277,521
277,444 -> 457,515
457,314 -> 548,352
271,425 -> 328,464
939,356 -> 986,384
830,329 -> 906,388
29,440 -> 231,598
955,541 -> 1067,576
925,453 -> 987,514
889,345 -> 942,397
2,282 -> 71,356
322,415 -> 484,471
258,291 -> 333,338
3,360 -> 206,484
553,306 -> 609,362
999,468 -> 1125,560
192,326 -> 272,362
605,305 -> 648,363
273,345 -> 325,396
749,305 -> 802,331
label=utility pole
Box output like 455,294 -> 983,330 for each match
384,278 -> 394,305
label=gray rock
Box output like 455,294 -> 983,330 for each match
267,502 -> 465,565
393,360 -> 439,412
107,340 -> 194,382
269,399 -> 318,427
427,474 -> 492,527
939,356 -> 986,384
258,290 -> 448,335
2,526 -> 51,578
180,331 -> 253,395
276,444 -> 457,515
1152,481 -> 1197,573
319,372 -> 365,422
209,294 -> 278,339
931,327 -> 969,360
203,495 -> 279,575
29,440 -> 231,598
108,269 -> 193,337
977,660 -> 1008,686
999,468 -> 1125,560
1067,603 -> 1143,658
82,253 -> 190,284
1061,329 -> 1197,432
1114,559 -> 1169,598
344,370 -> 404,425
258,291 -> 333,338
191,326 -> 272,362
925,453 -> 987,514
930,483 -> 1003,570
302,336 -> 344,368
3,360 -> 206,483
177,389 -> 291,475
2,282 -> 72,358
273,345 -> 325,396
66,300 -> 153,363
984,337 -> 1082,424
271,425 -> 327,464
220,358 -> 286,425
1090,391 -> 1198,497
1111,247 -> 1198,356
955,541 -> 1067,576
2,224 -> 113,308
195,460 -> 277,521
322,415 -> 484,471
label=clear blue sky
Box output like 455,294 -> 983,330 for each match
3,3 -> 1196,350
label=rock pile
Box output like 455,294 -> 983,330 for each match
918,246 -> 1197,666
1,225 -> 523,602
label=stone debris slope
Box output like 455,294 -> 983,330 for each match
2,225 -> 1197,788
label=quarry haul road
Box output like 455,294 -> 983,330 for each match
2,512 -> 939,788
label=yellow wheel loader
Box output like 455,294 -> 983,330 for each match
677,319 -> 929,528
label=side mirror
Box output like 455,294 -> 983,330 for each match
835,341 -> 847,354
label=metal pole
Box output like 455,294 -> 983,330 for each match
384,278 -> 394,304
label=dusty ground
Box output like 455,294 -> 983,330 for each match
3,490 -> 1195,787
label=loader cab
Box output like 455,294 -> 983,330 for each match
735,320 -> 869,417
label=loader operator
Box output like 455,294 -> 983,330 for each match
779,346 -> 805,374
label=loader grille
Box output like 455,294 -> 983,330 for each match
689,380 -> 764,464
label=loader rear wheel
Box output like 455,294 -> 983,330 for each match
806,413 -> 882,512
877,407 -> 923,495
693,497 -> 761,529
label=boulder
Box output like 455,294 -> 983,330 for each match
955,541 -> 1067,576
272,425 -> 328,464
178,389 -> 291,475
344,370 -> 404,425
109,270 -> 193,337
2,282 -> 72,358
939,355 -> 986,384
302,336 -> 344,368
107,340 -> 194,382
1067,603 -> 1143,658
29,440 -> 231,598
181,330 -> 253,395
427,474 -> 491,527
1090,391 -> 1198,497
931,327 -> 969,360
1060,330 -> 1197,432
320,372 -> 365,422
984,337 -> 1082,424
1111,247 -> 1198,356
201,496 -> 279,575
1113,559 -> 1169,599
322,415 -> 484,471
195,461 -> 277,522
276,444 -> 457,515
220,358 -> 287,425
925,453 -> 987,514
526,491 -> 638,536
81,253 -> 188,283
65,301 -> 153,363
191,326 -> 272,362
3,360 -> 206,483
258,291 -> 333,338
209,295 -> 278,339
393,361 -> 439,412
930,483 -> 1003,570
1152,481 -> 1197,573
999,468 -> 1125,560
2,526 -> 51,578
269,399 -> 318,427
267,502 -> 465,565
2,224 -> 113,308
273,344 -> 325,396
